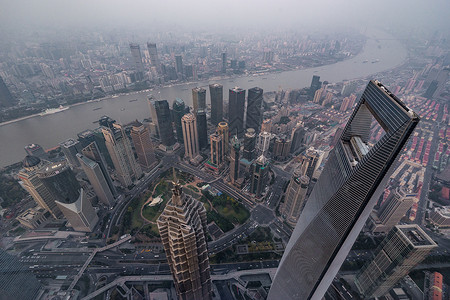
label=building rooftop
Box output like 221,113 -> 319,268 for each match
59,138 -> 79,148
22,155 -> 41,168
396,224 -> 437,247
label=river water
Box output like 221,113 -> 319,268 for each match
0,29 -> 407,167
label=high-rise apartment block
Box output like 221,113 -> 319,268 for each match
355,225 -> 436,298
192,87 -> 206,113
269,80 -> 420,300
60,138 -> 82,168
130,122 -> 157,170
102,123 -> 142,187
157,183 -> 212,300
209,83 -> 223,125
181,113 -> 200,160
300,147 -> 324,180
246,87 -> 264,133
228,87 -> 246,138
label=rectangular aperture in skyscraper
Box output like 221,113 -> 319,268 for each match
268,80 -> 420,300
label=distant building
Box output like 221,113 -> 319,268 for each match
370,186 -> 416,233
196,109 -> 208,150
228,87 -> 246,138
217,122 -> 229,156
309,75 -> 322,99
172,98 -> 187,143
149,98 -> 176,147
192,87 -> 206,113
147,43 -> 162,75
282,171 -> 309,226
130,123 -> 157,170
175,55 -> 183,78
0,249 -> 42,300
423,272 -> 445,300
102,123 -> 142,187
246,87 -> 264,133
24,143 -> 46,157
229,135 -> 241,185
243,128 -> 257,161
181,113 -> 200,160
157,183 -> 212,300
209,83 -> 224,126
355,225 -> 437,298
250,155 -> 269,197
60,138 -> 82,168
221,52 -> 227,73
341,80 -> 357,97
18,156 -> 62,218
0,75 -> 15,107
429,206 -> 450,228
129,43 -> 144,74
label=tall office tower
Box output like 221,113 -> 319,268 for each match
424,272 -> 445,300
77,129 -> 96,148
129,43 -> 144,73
209,83 -> 223,125
217,121 -> 229,156
77,153 -> 114,206
0,249 -> 42,300
18,156 -> 62,218
173,98 -> 187,143
0,75 -> 15,107
290,124 -> 305,154
181,113 -> 200,160
300,147 -> 325,180
92,127 -> 114,169
24,143 -> 46,157
221,52 -> 227,73
60,138 -> 82,168
149,99 -> 176,147
256,131 -> 271,157
56,188 -> 99,232
192,87 -> 207,113
355,225 -> 436,298
272,135 -> 292,161
175,55 -> 183,77
147,42 -> 162,74
246,87 -> 264,133
81,142 -> 116,199
229,135 -> 241,184
102,123 -> 143,187
282,170 -> 310,226
38,161 -> 81,203
243,128 -> 257,161
228,87 -> 246,138
268,80 -> 420,300
309,75 -> 322,99
130,123 -> 157,170
341,80 -> 357,97
210,133 -> 224,167
196,109 -> 208,150
157,183 -> 212,300
250,155 -> 269,197
431,68 -> 449,98
370,186 -> 416,233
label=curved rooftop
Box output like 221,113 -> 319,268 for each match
22,155 -> 41,168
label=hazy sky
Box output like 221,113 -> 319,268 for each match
1,0 -> 449,36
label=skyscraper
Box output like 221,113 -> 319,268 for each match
24,143 -> 46,157
246,87 -> 264,133
192,87 -> 206,113
370,186 -> 416,233
299,147 -> 324,180
129,43 -> 144,73
228,87 -> 246,138
209,83 -> 223,125
243,128 -> 257,161
221,52 -> 227,73
175,55 -> 183,78
217,121 -> 229,156
268,80 -> 420,300
157,182 -> 212,300
181,113 -> 200,160
173,98 -> 187,143
256,131 -> 271,157
309,75 -> 322,99
102,123 -> 143,187
18,156 -> 62,218
147,42 -> 162,74
149,99 -> 176,147
355,225 -> 436,298
282,170 -> 309,226
229,135 -> 241,184
250,155 -> 269,197
210,133 -> 223,168
0,75 -> 15,107
290,124 -> 305,154
130,123 -> 157,170
0,249 -> 42,300
60,138 -> 82,168
196,109 -> 208,150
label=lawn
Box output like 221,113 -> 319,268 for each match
209,193 -> 250,225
